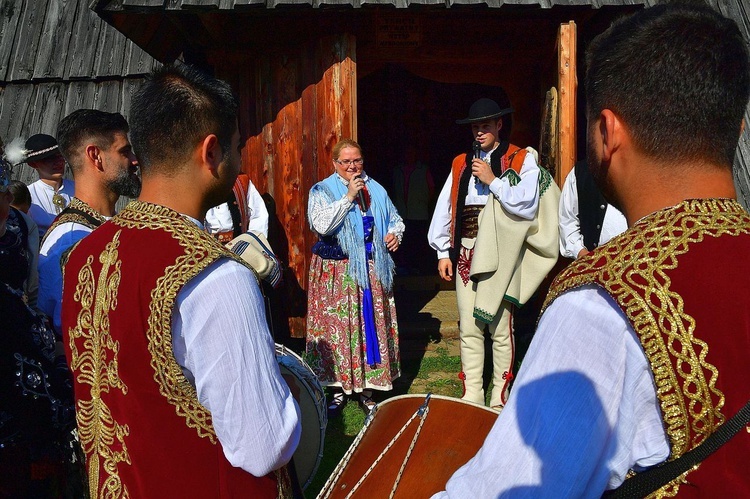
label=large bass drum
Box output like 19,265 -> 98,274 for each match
275,343 -> 327,491
318,394 -> 498,498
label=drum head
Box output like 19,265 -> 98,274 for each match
276,344 -> 326,490
321,394 -> 498,498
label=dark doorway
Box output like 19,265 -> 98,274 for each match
358,64 -> 523,276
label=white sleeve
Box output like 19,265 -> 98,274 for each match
246,181 -> 269,238
308,188 -> 355,235
172,259 -> 301,476
427,172 -> 453,260
559,168 -> 587,259
487,152 -> 540,220
434,286 -> 669,498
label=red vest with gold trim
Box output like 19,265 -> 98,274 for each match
546,199 -> 750,497
61,201 -> 285,499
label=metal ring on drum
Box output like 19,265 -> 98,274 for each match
318,393 -> 499,498
275,343 -> 327,491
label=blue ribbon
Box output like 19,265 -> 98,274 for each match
362,215 -> 380,366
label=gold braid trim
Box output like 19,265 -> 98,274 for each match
42,197 -> 107,247
69,231 -> 131,499
112,201 -> 259,443
544,199 -> 750,497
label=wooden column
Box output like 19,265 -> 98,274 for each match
557,21 -> 577,187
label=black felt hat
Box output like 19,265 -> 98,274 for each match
24,134 -> 60,163
456,98 -> 514,125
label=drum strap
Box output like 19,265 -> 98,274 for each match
602,398 -> 750,498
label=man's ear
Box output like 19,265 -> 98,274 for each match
201,134 -> 223,174
85,145 -> 103,171
599,109 -> 622,163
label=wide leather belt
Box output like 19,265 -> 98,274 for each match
461,205 -> 483,239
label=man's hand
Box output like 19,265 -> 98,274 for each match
438,258 -> 453,281
471,157 -> 496,186
577,248 -> 590,259
384,233 -> 400,252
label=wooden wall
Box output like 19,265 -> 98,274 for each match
210,34 -> 356,337
0,0 -> 160,185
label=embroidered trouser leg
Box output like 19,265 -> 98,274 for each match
456,239 -> 490,405
489,302 -> 515,408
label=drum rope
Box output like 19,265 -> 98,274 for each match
389,406 -> 430,498
344,404 -> 430,499
318,410 -> 375,497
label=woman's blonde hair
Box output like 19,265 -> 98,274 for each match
332,138 -> 363,160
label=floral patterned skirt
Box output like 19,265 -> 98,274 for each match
305,254 -> 400,394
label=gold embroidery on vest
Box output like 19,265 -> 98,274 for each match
43,197 -> 107,247
544,199 -> 750,497
112,201 -> 259,443
68,230 -> 131,499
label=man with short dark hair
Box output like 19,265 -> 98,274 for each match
61,65 -> 300,497
38,109 -> 140,336
434,3 -> 750,496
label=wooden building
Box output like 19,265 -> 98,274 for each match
2,0 -> 749,336
0,0 -> 161,184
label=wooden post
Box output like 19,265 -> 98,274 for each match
557,21 -> 577,187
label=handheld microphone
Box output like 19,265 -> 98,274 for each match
354,175 -> 367,211
472,140 -> 482,183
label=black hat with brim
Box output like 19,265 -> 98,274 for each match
456,98 -> 514,125
24,133 -> 60,163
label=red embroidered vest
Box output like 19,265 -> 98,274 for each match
546,199 -> 750,497
61,201 -> 286,498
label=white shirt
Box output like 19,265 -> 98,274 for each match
28,179 -> 75,239
38,221 -> 96,335
428,150 -> 541,259
433,285 -> 670,498
205,180 -> 269,237
308,172 -> 406,240
559,168 -> 628,259
172,219 -> 300,475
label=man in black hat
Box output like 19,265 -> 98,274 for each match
8,133 -> 75,238
428,97 -> 559,409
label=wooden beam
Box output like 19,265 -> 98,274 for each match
557,21 -> 577,187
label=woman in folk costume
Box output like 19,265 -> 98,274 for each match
306,139 -> 404,416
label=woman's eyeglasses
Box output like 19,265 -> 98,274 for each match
335,158 -> 364,166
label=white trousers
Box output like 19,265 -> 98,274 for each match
456,239 -> 515,407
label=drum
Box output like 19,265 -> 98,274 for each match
275,343 -> 327,490
318,394 -> 498,498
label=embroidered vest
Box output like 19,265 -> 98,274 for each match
545,199 -> 750,497
61,201 -> 287,499
41,197 -> 107,248
448,143 -> 527,258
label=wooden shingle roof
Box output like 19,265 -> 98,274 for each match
0,0 -> 161,184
